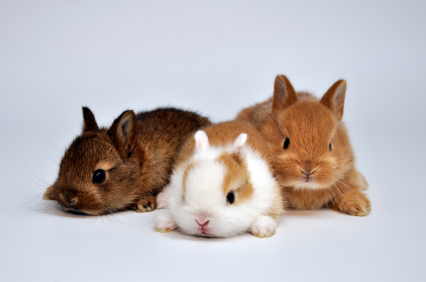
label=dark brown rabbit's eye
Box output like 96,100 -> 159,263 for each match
226,192 -> 235,204
283,138 -> 290,150
329,143 -> 332,151
93,169 -> 106,184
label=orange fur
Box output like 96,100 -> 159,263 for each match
236,75 -> 371,216
217,153 -> 253,203
175,121 -> 272,166
182,161 -> 197,196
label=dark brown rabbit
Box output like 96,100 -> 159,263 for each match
44,107 -> 211,215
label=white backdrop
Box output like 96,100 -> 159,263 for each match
1,1 -> 425,281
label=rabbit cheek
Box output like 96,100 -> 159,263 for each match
272,154 -> 301,186
71,191 -> 102,215
311,158 -> 338,188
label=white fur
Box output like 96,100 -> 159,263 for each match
233,133 -> 247,149
251,215 -> 277,237
155,133 -> 279,238
155,211 -> 177,232
194,130 -> 209,152
156,190 -> 168,209
292,181 -> 329,190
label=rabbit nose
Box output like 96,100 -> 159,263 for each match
196,219 -> 210,226
195,213 -> 210,226
67,198 -> 77,208
301,161 -> 316,176
300,169 -> 316,177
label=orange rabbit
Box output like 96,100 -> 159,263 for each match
236,75 -> 370,216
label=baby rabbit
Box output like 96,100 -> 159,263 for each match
44,107 -> 211,215
155,121 -> 285,238
236,75 -> 371,216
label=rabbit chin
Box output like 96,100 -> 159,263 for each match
292,181 -> 329,190
193,228 -> 215,238
179,221 -> 243,238
181,225 -> 217,238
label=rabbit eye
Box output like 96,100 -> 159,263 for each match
92,169 -> 106,184
283,138 -> 290,150
329,143 -> 332,151
226,192 -> 235,204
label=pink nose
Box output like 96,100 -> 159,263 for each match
195,213 -> 210,226
196,219 -> 210,226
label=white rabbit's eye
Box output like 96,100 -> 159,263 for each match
226,192 -> 235,204
283,138 -> 290,149
329,143 -> 332,151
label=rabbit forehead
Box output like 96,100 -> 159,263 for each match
217,153 -> 253,200
183,153 -> 253,207
60,132 -> 121,177
184,160 -> 226,204
281,102 -> 336,143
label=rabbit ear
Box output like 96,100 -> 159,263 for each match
231,133 -> 247,161
320,80 -> 347,122
194,131 -> 210,153
107,110 -> 137,159
82,107 -> 99,132
272,75 -> 298,117
232,133 -> 247,151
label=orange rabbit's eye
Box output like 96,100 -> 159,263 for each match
329,143 -> 332,151
283,138 -> 290,150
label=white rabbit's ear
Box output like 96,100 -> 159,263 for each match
233,133 -> 247,150
194,131 -> 210,153
230,133 -> 247,164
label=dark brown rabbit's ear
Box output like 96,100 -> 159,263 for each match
82,107 -> 99,132
107,110 -> 137,159
272,75 -> 298,117
43,185 -> 55,200
320,80 -> 347,122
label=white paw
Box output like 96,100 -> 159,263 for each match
250,216 -> 277,238
156,190 -> 168,209
155,212 -> 176,233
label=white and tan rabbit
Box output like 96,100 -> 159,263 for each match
236,75 -> 371,216
155,121 -> 285,238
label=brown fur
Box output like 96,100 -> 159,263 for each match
236,75 -> 371,216
44,107 -> 211,215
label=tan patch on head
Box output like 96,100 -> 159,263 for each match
217,153 -> 253,204
95,160 -> 118,171
182,161 -> 197,197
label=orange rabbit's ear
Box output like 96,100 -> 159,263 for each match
272,75 -> 298,117
82,107 -> 99,132
320,80 -> 347,122
107,110 -> 137,159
